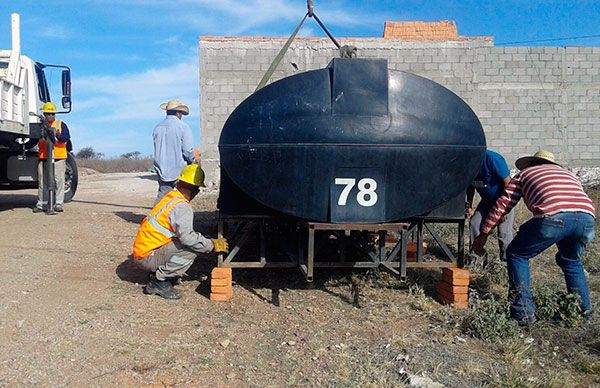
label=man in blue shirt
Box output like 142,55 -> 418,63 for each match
466,149 -> 515,261
153,100 -> 196,202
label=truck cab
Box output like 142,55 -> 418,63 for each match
0,13 -> 77,201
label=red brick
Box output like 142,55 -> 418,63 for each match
211,285 -> 232,294
438,298 -> 469,309
442,267 -> 470,280
436,284 -> 468,303
441,273 -> 469,286
210,292 -> 232,302
406,241 -> 428,262
211,277 -> 231,287
211,267 -> 232,280
437,280 -> 468,295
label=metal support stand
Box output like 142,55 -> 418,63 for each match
217,214 -> 465,282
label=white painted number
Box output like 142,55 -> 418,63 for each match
357,178 -> 378,207
334,178 -> 378,207
335,178 -> 355,206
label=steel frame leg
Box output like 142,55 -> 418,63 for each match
218,220 -> 224,267
458,219 -> 465,268
306,225 -> 315,282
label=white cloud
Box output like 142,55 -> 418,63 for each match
78,0 -> 380,35
75,59 -> 199,122
70,57 -> 201,156
298,26 -> 316,38
32,26 -> 73,40
178,0 -> 381,35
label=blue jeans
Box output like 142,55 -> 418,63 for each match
506,212 -> 595,322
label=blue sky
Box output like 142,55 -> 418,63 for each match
1,0 -> 599,157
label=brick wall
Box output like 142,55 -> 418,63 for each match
383,21 -> 459,41
199,37 -> 600,186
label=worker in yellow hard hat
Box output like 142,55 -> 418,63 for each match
132,164 -> 229,299
34,102 -> 72,213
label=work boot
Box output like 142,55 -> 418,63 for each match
144,273 -> 181,300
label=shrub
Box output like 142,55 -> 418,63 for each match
121,151 -> 141,160
76,146 -> 103,159
533,284 -> 583,327
77,157 -> 153,173
463,296 -> 519,342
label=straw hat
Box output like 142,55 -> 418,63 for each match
515,150 -> 560,170
160,100 -> 189,115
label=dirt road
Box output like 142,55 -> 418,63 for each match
0,172 -> 419,387
0,172 -> 597,387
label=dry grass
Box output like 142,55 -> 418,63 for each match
76,157 -> 153,173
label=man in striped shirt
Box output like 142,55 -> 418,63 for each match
472,150 -> 596,325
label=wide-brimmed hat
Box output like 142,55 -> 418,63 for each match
160,100 -> 189,115
515,150 -> 560,170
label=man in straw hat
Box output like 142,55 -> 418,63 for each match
132,164 -> 229,299
153,99 -> 196,203
473,150 -> 596,325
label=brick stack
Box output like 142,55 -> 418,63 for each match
210,267 -> 233,301
436,268 -> 469,309
383,21 -> 459,41
406,241 -> 428,263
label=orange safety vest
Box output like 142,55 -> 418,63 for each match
132,189 -> 189,259
38,120 -> 68,160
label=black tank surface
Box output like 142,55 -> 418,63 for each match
218,58 -> 486,223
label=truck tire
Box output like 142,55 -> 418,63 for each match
64,153 -> 78,203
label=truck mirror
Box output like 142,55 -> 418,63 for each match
62,96 -> 71,111
61,69 -> 71,97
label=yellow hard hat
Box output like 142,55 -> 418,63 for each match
42,102 -> 57,114
177,164 -> 206,187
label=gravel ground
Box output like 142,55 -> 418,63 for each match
0,172 -> 598,387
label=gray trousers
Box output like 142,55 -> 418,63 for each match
155,177 -> 176,205
37,159 -> 66,208
137,240 -> 198,280
469,203 -> 515,261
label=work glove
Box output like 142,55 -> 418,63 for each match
465,206 -> 475,219
211,238 -> 229,254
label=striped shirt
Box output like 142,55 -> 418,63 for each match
481,164 -> 596,235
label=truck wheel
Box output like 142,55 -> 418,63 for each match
64,153 -> 78,203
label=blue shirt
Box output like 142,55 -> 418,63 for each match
153,115 -> 195,182
55,120 -> 72,152
474,150 -> 511,207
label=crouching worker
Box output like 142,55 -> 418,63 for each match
132,164 -> 229,299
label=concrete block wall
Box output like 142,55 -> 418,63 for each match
199,37 -> 600,186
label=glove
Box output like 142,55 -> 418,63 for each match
465,206 -> 475,219
211,238 -> 229,254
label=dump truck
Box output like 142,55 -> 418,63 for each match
0,13 -> 77,201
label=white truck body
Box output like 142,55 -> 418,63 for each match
0,52 -> 41,136
0,13 -> 77,201
0,13 -> 47,144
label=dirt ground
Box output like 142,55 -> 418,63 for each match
0,172 -> 598,387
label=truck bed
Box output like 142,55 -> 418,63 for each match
0,57 -> 28,136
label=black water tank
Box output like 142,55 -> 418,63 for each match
218,58 -> 486,223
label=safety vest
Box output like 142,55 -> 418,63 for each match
132,189 -> 189,259
38,120 -> 68,160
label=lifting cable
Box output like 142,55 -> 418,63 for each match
255,0 -> 357,91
